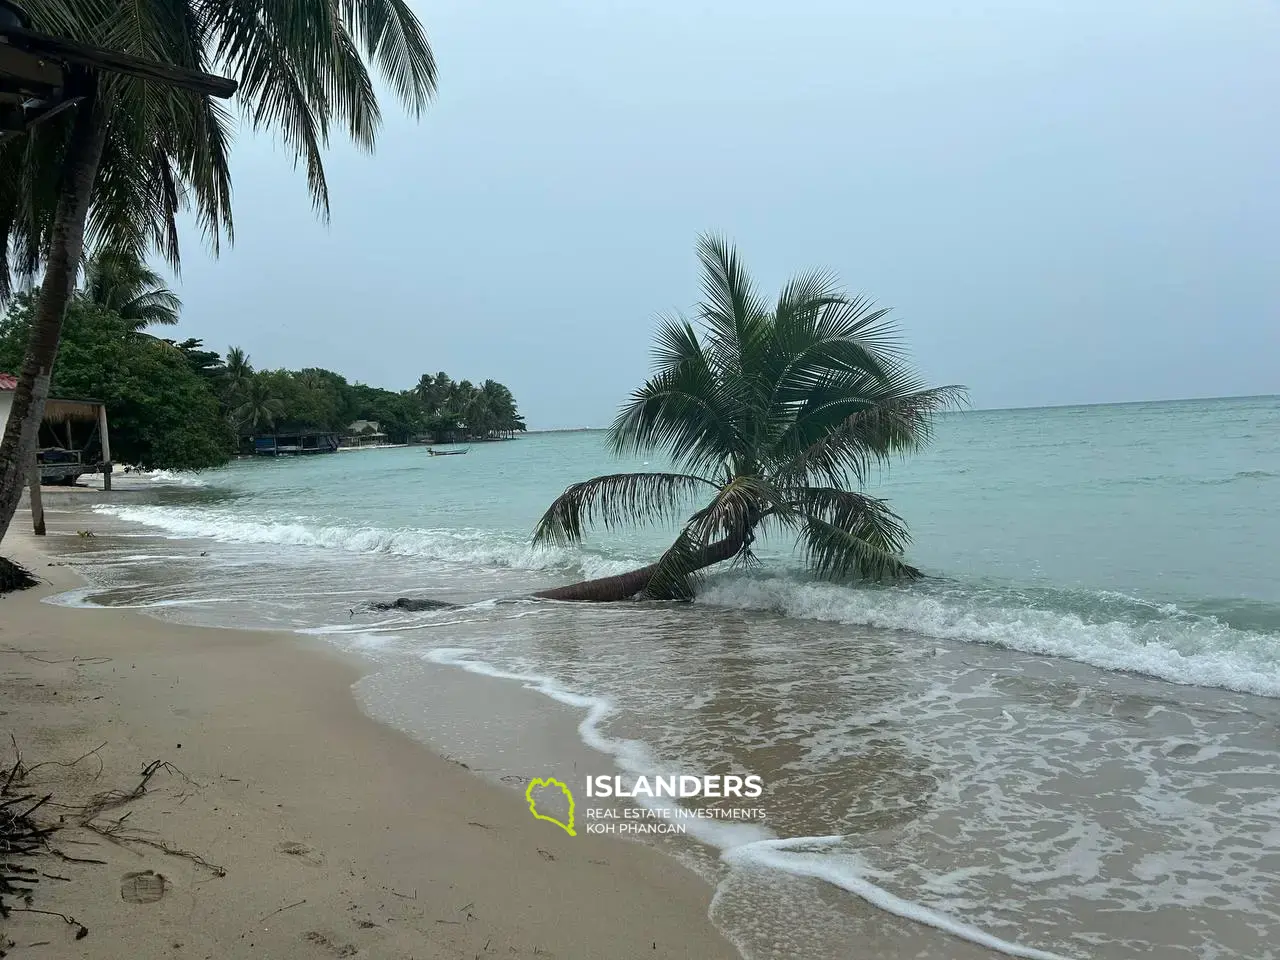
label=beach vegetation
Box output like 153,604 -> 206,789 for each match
80,251 -> 182,332
219,354 -> 525,446
0,0 -> 438,543
531,235 -> 963,602
0,292 -> 234,470
231,374 -> 287,434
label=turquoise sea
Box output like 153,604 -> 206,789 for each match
48,395 -> 1280,959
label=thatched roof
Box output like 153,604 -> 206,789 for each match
1,374 -> 103,422
43,397 -> 104,423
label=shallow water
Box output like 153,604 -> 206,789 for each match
38,396 -> 1280,959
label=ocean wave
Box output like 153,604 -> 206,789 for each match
696,576 -> 1280,698
91,504 -> 636,578
426,648 -> 1069,960
1110,469 -> 1278,487
141,469 -> 211,486
724,838 -> 1071,960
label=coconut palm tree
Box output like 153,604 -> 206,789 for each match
0,0 -> 437,542
531,235 -> 964,602
223,346 -> 252,397
80,250 -> 181,331
233,374 -> 285,435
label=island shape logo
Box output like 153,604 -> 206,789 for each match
526,777 -> 576,836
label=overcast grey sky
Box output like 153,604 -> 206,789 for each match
166,0 -> 1279,429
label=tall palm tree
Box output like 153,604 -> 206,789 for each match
531,235 -> 964,602
80,250 -> 181,331
0,0 -> 437,542
223,346 -> 253,402
233,375 -> 285,435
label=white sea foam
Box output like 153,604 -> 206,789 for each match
92,504 -> 636,578
423,648 -> 1068,960
142,469 -> 210,486
78,468 -> 209,488
43,589 -> 255,611
698,575 -> 1280,698
723,838 -> 1072,960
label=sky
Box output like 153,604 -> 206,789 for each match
164,0 -> 1279,429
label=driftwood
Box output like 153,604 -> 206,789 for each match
0,744 -> 57,921
0,743 -> 225,952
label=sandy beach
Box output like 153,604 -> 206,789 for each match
0,522 -> 738,960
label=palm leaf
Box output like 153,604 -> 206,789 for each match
781,383 -> 966,487
533,472 -> 717,546
610,360 -> 746,476
795,487 -> 921,581
639,526 -> 705,601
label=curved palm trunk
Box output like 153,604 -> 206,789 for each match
0,82 -> 109,545
532,527 -> 749,602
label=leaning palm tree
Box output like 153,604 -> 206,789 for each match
531,235 -> 964,602
80,250 -> 181,331
0,0 -> 436,542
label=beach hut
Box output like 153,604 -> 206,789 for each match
1,372 -> 112,534
340,420 -> 391,449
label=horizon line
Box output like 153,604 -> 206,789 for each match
525,392 -> 1277,433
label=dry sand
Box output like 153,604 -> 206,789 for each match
0,528 -> 738,959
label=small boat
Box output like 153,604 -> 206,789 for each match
426,447 -> 469,456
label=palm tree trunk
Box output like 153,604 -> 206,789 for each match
0,81 -> 109,545
532,528 -> 748,602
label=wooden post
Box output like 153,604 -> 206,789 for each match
97,402 -> 112,491
28,452 -> 45,536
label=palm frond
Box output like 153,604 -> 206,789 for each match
781,383 -> 966,487
683,474 -> 774,556
533,472 -> 717,546
694,233 -> 770,392
206,0 -> 334,215
639,526 -> 705,601
795,488 -> 921,581
337,0 -> 438,113
609,361 -> 745,476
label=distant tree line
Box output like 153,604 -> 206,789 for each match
0,253 -> 525,470
225,359 -> 526,447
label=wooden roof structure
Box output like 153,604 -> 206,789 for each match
42,396 -> 103,423
1,0 -> 236,136
0,373 -> 102,422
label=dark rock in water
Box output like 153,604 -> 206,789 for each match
368,597 -> 458,612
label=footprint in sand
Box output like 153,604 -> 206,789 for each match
120,870 -> 167,904
303,931 -> 357,956
276,840 -> 325,866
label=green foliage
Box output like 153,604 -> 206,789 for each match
0,0 -> 438,295
217,351 -> 524,445
232,375 -> 287,434
81,251 -> 182,330
535,235 -> 965,594
0,293 -> 233,470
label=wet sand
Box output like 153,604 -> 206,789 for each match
0,524 -> 738,960
12,478 -> 1280,960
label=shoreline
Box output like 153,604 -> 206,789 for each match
0,526 -> 739,959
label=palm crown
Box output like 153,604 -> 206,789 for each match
80,251 -> 182,330
0,0 -> 437,290
534,235 -> 963,599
